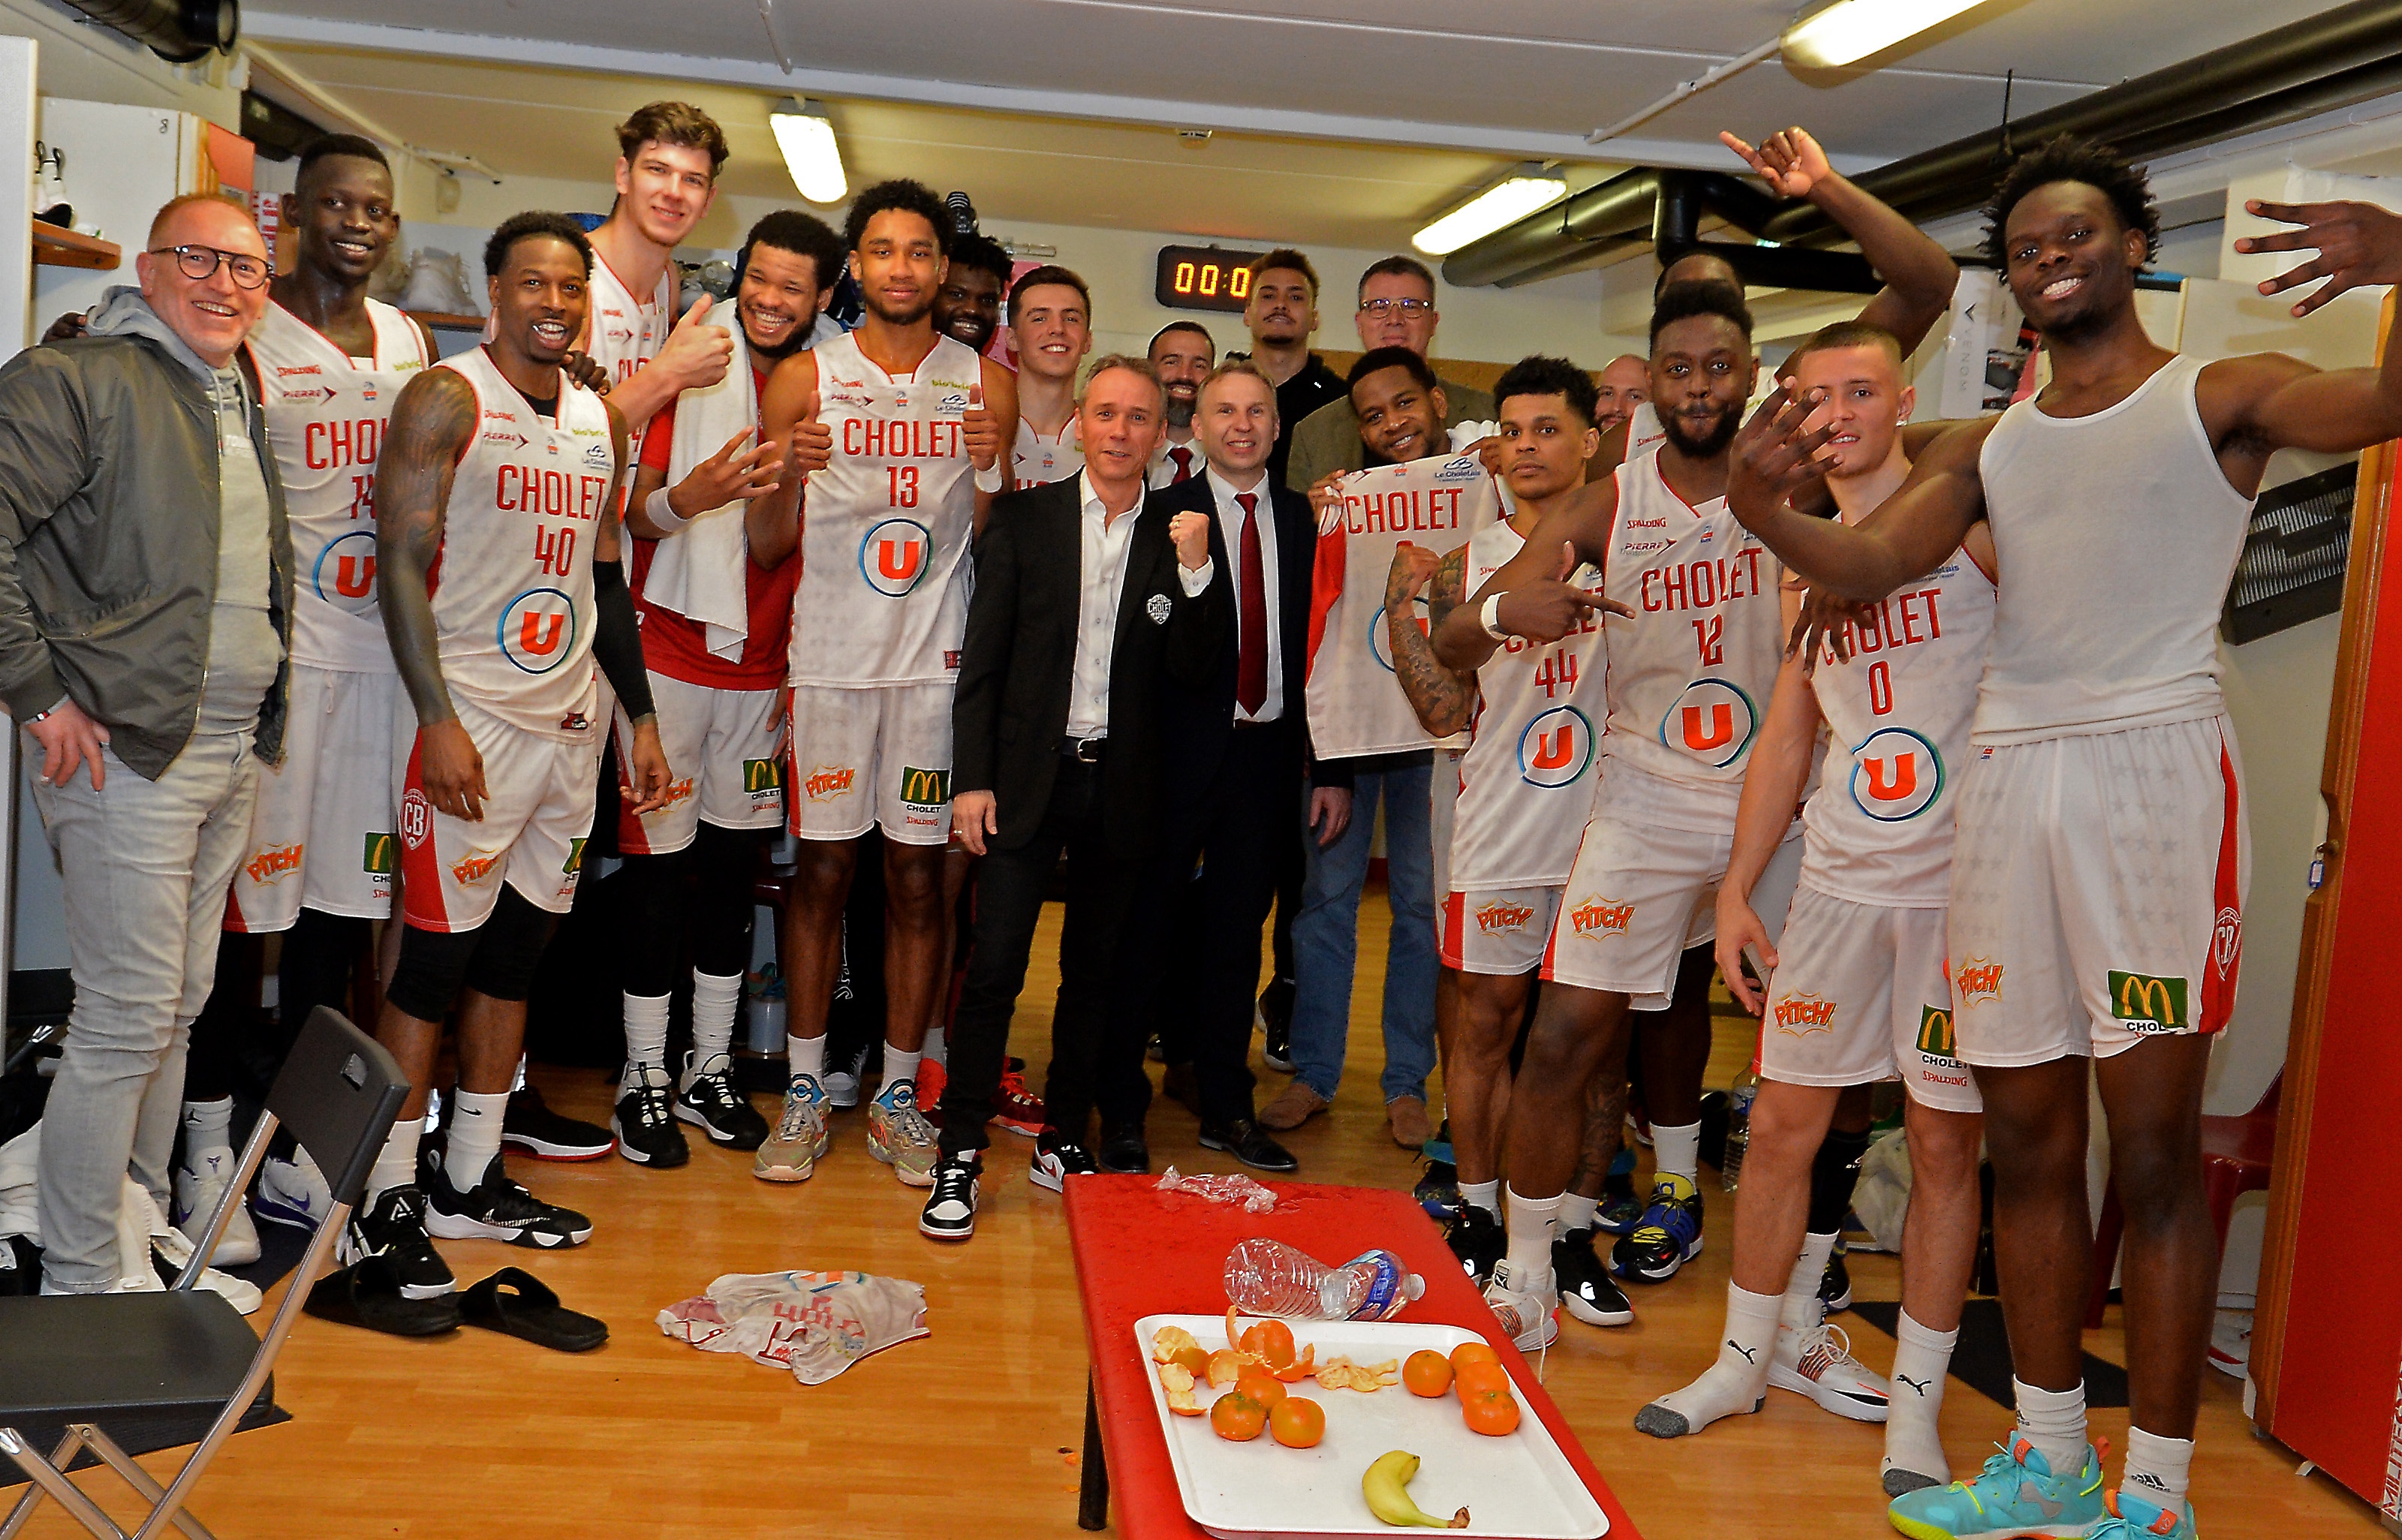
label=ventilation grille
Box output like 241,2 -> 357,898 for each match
2223,462 -> 2357,645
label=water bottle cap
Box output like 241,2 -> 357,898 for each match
1403,1273 -> 1426,1301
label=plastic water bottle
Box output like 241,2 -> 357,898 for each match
1722,1069 -> 1761,1193
1224,1238 -> 1427,1321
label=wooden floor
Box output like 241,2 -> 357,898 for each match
21,898 -> 2386,1538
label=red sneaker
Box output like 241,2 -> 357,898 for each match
994,1064 -> 1044,1139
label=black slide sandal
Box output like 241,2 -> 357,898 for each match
459,1267 -> 609,1352
303,1256 -> 463,1337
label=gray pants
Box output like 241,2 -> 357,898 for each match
30,731 -> 258,1291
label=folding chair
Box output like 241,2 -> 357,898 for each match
0,1007 -> 407,1538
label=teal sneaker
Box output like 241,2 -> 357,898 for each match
1887,1437 -> 2106,1538
2097,1487 -> 2197,1538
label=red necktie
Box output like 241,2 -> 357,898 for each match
1236,492 -> 1267,717
1169,446 -> 1194,482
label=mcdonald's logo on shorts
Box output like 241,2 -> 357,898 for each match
2108,970 -> 2189,1032
898,765 -> 950,808
362,832 -> 396,876
562,837 -> 588,877
1916,1005 -> 1960,1063
742,758 -> 784,795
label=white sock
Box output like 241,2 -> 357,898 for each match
880,1047 -> 922,1098
788,1033 -> 827,1081
444,1090 -> 509,1195
1460,1180 -> 1500,1220
1652,1120 -> 1701,1186
690,970 -> 742,1065
1558,1192 -> 1599,1233
923,1025 -> 947,1069
2012,1377 -> 2089,1479
1639,1282 -> 1779,1436
367,1116 -> 423,1203
1501,1187 -> 1560,1297
1783,1231 -> 1837,1331
179,1097 -> 234,1160
1883,1310 -> 1959,1490
623,991 -> 671,1077
2123,1427 -> 2195,1520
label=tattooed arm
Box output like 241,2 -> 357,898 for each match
1387,540 -> 1476,738
375,368 -> 487,820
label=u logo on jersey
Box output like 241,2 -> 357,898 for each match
1518,705 -> 1594,788
860,519 -> 932,597
1658,678 -> 1758,768
313,530 -> 381,615
1367,598 -> 1434,673
1849,726 -> 1944,822
498,588 -> 577,673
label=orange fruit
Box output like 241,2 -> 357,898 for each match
1210,1390 -> 1268,1442
1403,1349 -> 1455,1397
1454,1359 -> 1511,1398
1169,1345 -> 1209,1379
1461,1385 -> 1522,1437
1206,1349 -> 1245,1388
1235,1372 -> 1287,1409
1269,1395 -> 1326,1448
1239,1319 -> 1298,1370
1449,1341 -> 1501,1377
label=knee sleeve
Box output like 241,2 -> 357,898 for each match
689,823 -> 764,977
1808,1125 -> 1877,1236
386,924 -> 481,1023
462,886 -> 560,1003
616,849 -> 693,997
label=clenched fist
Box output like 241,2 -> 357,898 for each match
1169,510 -> 1212,570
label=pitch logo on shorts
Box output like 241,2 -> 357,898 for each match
1659,678 -> 1759,768
1849,726 -> 1943,822
1955,958 -> 2004,1008
451,848 -> 501,886
1519,705 -> 1594,789
1368,598 -> 1434,672
1773,991 -> 1838,1036
2109,970 -> 2189,1033
1475,901 -> 1534,934
659,776 -> 696,809
1916,1006 -> 1964,1066
312,530 -> 380,616
1569,896 -> 1633,940
859,519 -> 933,597
805,765 -> 856,802
898,765 -> 950,808
498,588 -> 577,674
244,843 -> 303,886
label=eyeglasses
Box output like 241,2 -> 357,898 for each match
1358,297 -> 1432,317
149,245 -> 271,290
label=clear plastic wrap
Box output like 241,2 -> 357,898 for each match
1155,1166 -> 1281,1213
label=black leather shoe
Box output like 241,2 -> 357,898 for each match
1161,1061 -> 1203,1116
1097,1124 -> 1150,1175
1197,1117 -> 1297,1174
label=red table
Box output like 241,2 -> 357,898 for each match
1062,1175 -> 1636,1538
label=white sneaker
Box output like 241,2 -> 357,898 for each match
254,1147 -> 333,1232
822,1045 -> 867,1109
171,1146 -> 261,1266
130,1187 -> 261,1315
1482,1257 -> 1559,1352
1770,1319 -> 1889,1422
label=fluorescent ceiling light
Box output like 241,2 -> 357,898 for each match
1413,167 -> 1568,256
769,97 -> 846,204
1782,0 -> 1990,68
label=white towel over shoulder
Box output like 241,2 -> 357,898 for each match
643,329 -> 759,661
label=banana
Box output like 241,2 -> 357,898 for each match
1361,1450 -> 1470,1529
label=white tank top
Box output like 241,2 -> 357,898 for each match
588,253 -> 676,461
1974,353 -> 2253,744
1624,400 -> 1666,461
1013,417 -> 1080,491
1596,452 -> 1786,832
790,330 -> 981,687
1450,519 -> 1606,890
245,298 -> 430,672
429,347 -> 617,739
1801,537 -> 1995,907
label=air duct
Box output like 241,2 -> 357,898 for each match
60,0 -> 238,65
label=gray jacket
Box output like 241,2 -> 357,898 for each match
0,289 -> 292,778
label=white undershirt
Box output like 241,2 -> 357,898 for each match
1066,470 -> 1145,738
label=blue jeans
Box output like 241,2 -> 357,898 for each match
1289,762 -> 1437,1106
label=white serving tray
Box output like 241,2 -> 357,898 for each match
1133,1313 -> 1608,1540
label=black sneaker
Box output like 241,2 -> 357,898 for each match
613,1064 -> 691,1167
1444,1202 -> 1506,1286
337,1184 -> 456,1298
1555,1226 -> 1634,1327
425,1153 -> 593,1248
919,1153 -> 982,1241
1414,1155 -> 1461,1217
1820,1235 -> 1853,1314
502,1084 -> 616,1160
676,1051 -> 770,1150
1610,1175 -> 1705,1284
1257,975 -> 1295,1072
1029,1130 -> 1099,1193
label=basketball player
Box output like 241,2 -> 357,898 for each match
1637,323 -> 1988,1494
1724,138 -> 2402,1540
753,179 -> 1018,1190
1008,265 -> 1092,489
934,231 -> 1013,356
1148,320 -> 1216,486
583,101 -> 733,435
606,211 -> 843,1168
339,213 -> 670,1295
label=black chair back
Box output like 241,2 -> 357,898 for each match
264,1007 -> 408,1211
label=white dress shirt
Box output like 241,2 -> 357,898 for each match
1203,465 -> 1284,724
1065,471 -> 1145,739
1148,432 -> 1204,489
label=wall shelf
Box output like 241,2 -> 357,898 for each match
31,219 -> 118,270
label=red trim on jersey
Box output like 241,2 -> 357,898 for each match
1961,539 -> 1998,586
221,885 -> 251,935
1307,520 -> 1345,681
1440,891 -> 1466,971
2199,729 -> 2244,1035
397,734 -> 456,932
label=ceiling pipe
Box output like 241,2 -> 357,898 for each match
1588,34 -> 1783,147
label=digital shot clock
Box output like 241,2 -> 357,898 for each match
1155,244 -> 1267,313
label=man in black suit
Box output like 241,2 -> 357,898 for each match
1104,359 -> 1315,1175
922,356 -> 1224,1241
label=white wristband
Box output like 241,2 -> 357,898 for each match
1480,592 -> 1510,642
974,460 -> 1004,494
644,486 -> 690,534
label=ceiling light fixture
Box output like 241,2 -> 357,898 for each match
1413,165 -> 1568,256
769,97 -> 846,204
1781,0 -> 1991,68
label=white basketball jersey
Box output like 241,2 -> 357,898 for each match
587,254 -> 676,460
429,347 -> 617,739
790,330 -> 981,687
1624,401 -> 1666,462
245,298 -> 430,672
1450,519 -> 1606,891
1013,417 -> 1080,491
1801,540 -> 1996,907
1974,353 -> 2253,744
1596,452 -> 1785,833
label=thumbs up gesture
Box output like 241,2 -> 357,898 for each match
656,294 -> 734,393
787,386 -> 832,479
961,382 -> 1003,473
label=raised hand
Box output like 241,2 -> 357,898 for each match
1494,542 -> 1619,642
1386,540 -> 1443,606
2235,199 -> 2402,317
787,387 -> 832,478
1727,387 -> 1838,528
1720,126 -> 1833,200
1309,470 -> 1350,536
961,383 -> 1003,471
1169,510 -> 1212,570
561,350 -> 611,396
671,427 -> 784,519
655,295 -> 734,393
1786,584 -> 1874,669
